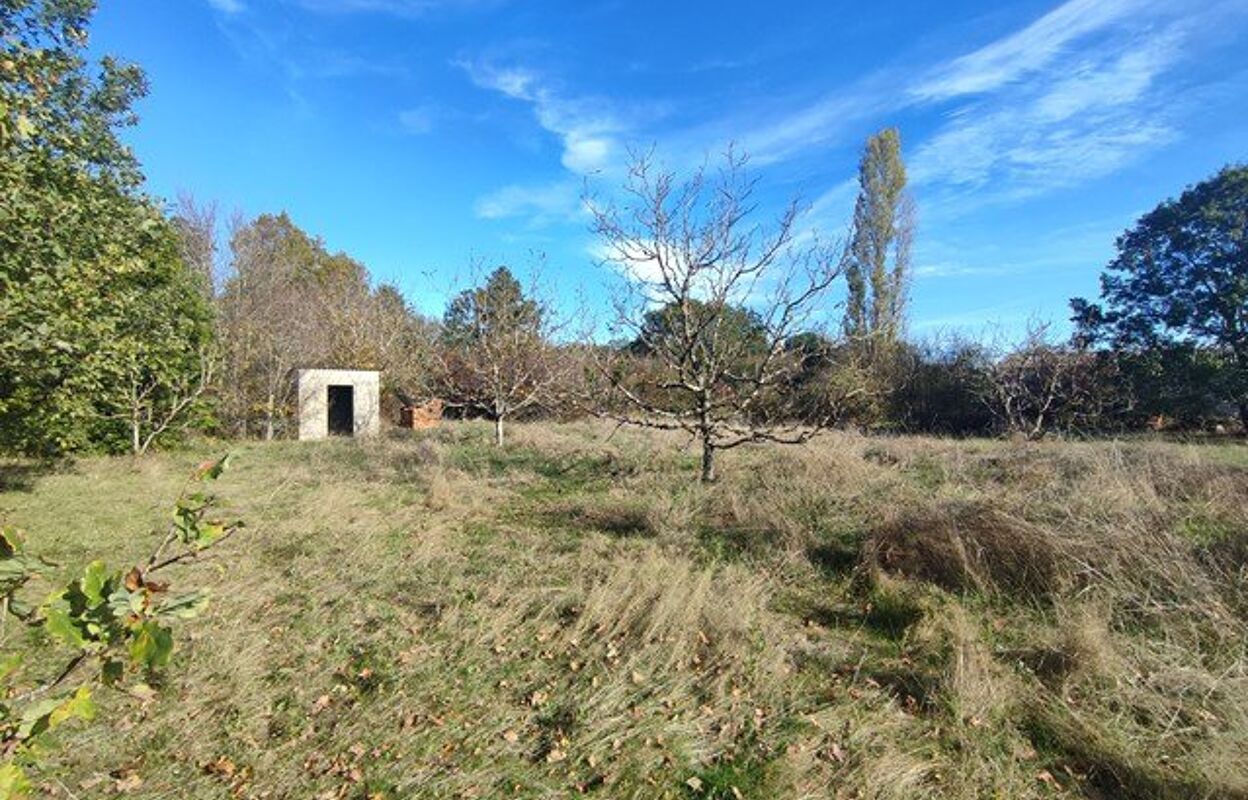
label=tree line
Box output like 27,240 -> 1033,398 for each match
2,1 -> 1245,472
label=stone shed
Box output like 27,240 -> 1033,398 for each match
296,369 -> 380,440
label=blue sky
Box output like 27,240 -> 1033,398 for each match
93,0 -> 1248,337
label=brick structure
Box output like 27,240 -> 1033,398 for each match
399,398 -> 444,430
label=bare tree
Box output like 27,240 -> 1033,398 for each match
121,348 -> 214,455
587,148 -> 843,482
436,265 -> 570,446
216,213 -> 322,439
172,192 -> 220,294
981,321 -> 1128,439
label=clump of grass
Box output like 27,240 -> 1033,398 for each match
862,502 -> 1063,599
552,497 -> 657,537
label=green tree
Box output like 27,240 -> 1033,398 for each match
631,300 -> 767,360
1071,164 -> 1248,430
443,266 -> 539,346
103,237 -> 216,454
0,0 -> 213,455
843,128 -> 913,346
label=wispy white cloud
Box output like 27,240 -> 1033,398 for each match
473,180 -> 582,224
910,0 -> 1155,101
397,105 -> 437,134
737,89 -> 889,167
913,263 -> 1016,279
910,19 -> 1185,206
662,0 -> 1162,171
457,59 -> 629,174
206,0 -> 246,13
697,0 -> 1221,208
460,0 -> 1241,237
292,0 -> 497,15
788,177 -> 856,248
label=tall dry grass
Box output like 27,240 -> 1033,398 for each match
4,421 -> 1246,798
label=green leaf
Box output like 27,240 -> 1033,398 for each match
80,561 -> 110,605
5,597 -> 34,621
196,521 -> 224,549
40,593 -> 87,650
108,585 -> 147,620
100,658 -> 124,686
0,557 -> 37,598
0,528 -> 22,558
16,685 -> 94,740
129,621 -> 173,669
156,590 -> 209,620
0,528 -> 42,602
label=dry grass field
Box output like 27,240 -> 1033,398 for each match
4,422 -> 1248,799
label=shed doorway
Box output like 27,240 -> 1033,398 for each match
327,385 -> 355,436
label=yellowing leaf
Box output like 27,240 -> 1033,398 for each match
17,686 -> 94,741
0,763 -> 32,799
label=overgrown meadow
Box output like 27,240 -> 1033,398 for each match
5,422 -> 1247,799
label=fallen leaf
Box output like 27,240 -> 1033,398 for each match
114,772 -> 143,793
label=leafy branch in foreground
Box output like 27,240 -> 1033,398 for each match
0,455 -> 243,798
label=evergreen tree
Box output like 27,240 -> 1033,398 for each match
438,267 -> 561,446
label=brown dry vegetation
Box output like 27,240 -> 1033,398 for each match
3,421 -> 1248,799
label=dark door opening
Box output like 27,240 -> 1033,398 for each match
327,385 -> 354,436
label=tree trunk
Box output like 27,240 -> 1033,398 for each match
131,411 -> 141,456
700,437 -> 716,483
1239,399 -> 1248,437
494,415 -> 505,447
264,392 -> 275,441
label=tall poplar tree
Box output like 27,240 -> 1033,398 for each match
843,128 -> 913,346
